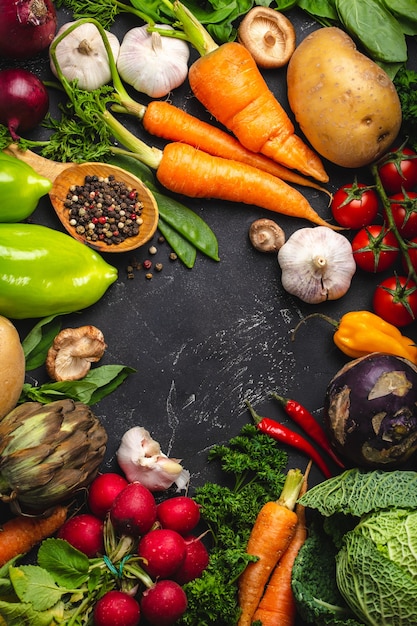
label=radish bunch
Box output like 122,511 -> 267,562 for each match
57,473 -> 209,626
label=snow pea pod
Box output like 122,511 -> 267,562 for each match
158,217 -> 197,268
0,152 -> 52,222
0,223 -> 117,319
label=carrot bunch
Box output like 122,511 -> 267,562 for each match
237,465 -> 310,626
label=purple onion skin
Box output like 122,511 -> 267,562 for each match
0,0 -> 57,59
324,353 -> 417,468
0,68 -> 49,140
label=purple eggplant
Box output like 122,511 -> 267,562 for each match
324,352 -> 417,468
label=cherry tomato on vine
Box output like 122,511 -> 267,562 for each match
373,275 -> 417,327
378,147 -> 417,194
386,191 -> 417,239
351,225 -> 399,273
331,181 -> 379,228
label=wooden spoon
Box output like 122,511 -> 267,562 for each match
5,144 -> 159,254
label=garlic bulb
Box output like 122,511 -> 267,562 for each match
50,22 -> 120,91
117,25 -> 190,98
277,226 -> 356,304
116,426 -> 190,491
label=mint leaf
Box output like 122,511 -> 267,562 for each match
38,539 -> 90,588
22,315 -> 63,371
9,565 -> 63,611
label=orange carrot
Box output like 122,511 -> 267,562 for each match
139,101 -> 330,195
155,142 -> 339,229
252,462 -> 311,626
188,42 -> 329,183
0,506 -> 68,566
236,468 -> 304,626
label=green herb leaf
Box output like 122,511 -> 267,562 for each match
37,539 -> 90,588
0,599 -> 62,626
22,315 -> 63,371
9,565 -> 64,612
19,365 -> 136,405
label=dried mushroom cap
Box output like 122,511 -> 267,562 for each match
238,7 -> 296,68
249,218 -> 285,252
46,325 -> 107,381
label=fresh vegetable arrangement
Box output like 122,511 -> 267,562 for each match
1,2 -> 417,626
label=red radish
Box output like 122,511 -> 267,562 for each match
0,0 -> 57,59
57,514 -> 104,558
93,590 -> 140,626
140,580 -> 187,625
173,535 -> 209,584
0,69 -> 49,141
156,496 -> 201,535
110,482 -> 157,537
88,473 -> 129,519
138,528 -> 186,579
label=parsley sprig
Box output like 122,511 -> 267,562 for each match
178,424 -> 288,626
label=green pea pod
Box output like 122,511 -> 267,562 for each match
0,223 -> 117,319
0,153 -> 52,222
158,217 -> 197,268
154,191 -> 220,262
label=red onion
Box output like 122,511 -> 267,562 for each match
0,68 -> 49,140
0,0 -> 57,59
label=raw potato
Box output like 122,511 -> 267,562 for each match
286,27 -> 402,168
0,316 -> 25,419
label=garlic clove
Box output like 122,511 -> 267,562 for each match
117,25 -> 190,98
278,226 -> 356,304
116,426 -> 190,491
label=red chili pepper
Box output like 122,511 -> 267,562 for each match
245,400 -> 333,479
271,393 -> 345,469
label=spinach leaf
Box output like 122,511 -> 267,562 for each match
380,0 -> 417,35
335,0 -> 407,63
298,0 -> 338,21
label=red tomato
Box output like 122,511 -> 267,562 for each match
372,275 -> 417,327
351,225 -> 399,273
403,237 -> 417,273
378,147 -> 417,194
387,191 -> 417,238
331,181 -> 379,229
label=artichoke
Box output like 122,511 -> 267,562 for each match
0,399 -> 107,512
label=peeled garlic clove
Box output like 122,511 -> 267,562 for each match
277,226 -> 356,304
116,426 -> 190,491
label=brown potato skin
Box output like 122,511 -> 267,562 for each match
0,316 -> 25,419
287,27 -> 402,168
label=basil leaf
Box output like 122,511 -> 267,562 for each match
18,365 -> 136,405
22,315 -> 62,371
335,0 -> 407,63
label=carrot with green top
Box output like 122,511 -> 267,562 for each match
0,506 -> 68,566
237,468 -> 304,626
252,462 -> 311,626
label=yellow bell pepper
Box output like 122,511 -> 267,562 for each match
333,310 -> 417,363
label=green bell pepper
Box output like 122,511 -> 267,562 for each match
0,223 -> 118,319
0,152 -> 52,222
